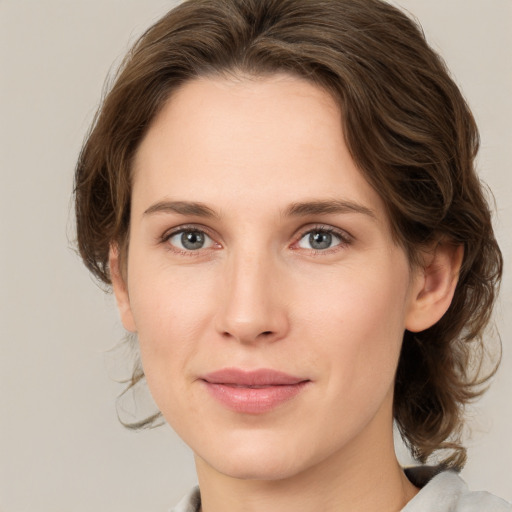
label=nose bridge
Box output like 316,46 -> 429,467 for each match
215,243 -> 288,344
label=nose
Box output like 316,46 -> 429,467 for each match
214,250 -> 290,345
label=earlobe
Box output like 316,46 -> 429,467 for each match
405,242 -> 464,333
109,244 -> 137,333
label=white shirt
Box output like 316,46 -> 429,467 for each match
402,470 -> 511,511
170,470 -> 511,512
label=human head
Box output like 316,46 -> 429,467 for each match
74,0 -> 502,470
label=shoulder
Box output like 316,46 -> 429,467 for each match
168,474 -> 512,512
169,486 -> 201,512
403,468 -> 512,512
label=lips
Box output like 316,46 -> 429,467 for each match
200,368 -> 310,414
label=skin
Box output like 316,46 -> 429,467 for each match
110,74 -> 462,512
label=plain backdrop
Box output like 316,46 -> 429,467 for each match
1,1 -> 511,510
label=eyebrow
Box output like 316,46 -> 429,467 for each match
143,199 -> 375,221
143,200 -> 219,219
283,199 -> 376,219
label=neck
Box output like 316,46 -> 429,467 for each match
194,405 -> 419,512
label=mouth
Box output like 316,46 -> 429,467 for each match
200,368 -> 311,414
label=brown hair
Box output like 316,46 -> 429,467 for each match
74,0 -> 503,470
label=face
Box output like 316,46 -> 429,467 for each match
113,74 -> 428,481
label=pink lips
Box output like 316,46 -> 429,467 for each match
200,368 -> 310,414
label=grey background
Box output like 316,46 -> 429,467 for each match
1,0 -> 510,510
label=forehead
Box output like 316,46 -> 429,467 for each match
131,74 -> 388,226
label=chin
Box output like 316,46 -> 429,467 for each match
206,454 -> 302,481
195,431 -> 319,482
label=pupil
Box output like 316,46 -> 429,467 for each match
182,231 -> 204,250
310,232 -> 331,250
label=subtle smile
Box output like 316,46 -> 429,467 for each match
200,368 -> 311,414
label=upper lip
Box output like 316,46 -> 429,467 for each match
201,368 -> 308,386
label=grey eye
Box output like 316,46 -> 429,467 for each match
169,230 -> 213,251
298,230 -> 342,250
310,232 -> 332,250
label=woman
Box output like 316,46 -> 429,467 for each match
74,0 -> 510,510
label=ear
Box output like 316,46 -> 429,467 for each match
405,242 -> 464,333
109,244 -> 137,333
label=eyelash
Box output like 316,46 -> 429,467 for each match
160,224 -> 219,256
292,225 -> 352,255
159,224 -> 352,255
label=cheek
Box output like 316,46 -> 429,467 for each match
299,259 -> 410,391
129,251 -> 216,331
125,256 -> 218,389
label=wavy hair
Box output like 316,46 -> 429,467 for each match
74,0 -> 503,469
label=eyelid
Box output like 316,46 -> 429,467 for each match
291,224 -> 353,252
158,223 -> 352,254
160,224 -> 222,252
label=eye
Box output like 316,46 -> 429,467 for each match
297,228 -> 347,251
166,229 -> 215,251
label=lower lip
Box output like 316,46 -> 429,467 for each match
202,381 -> 309,414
